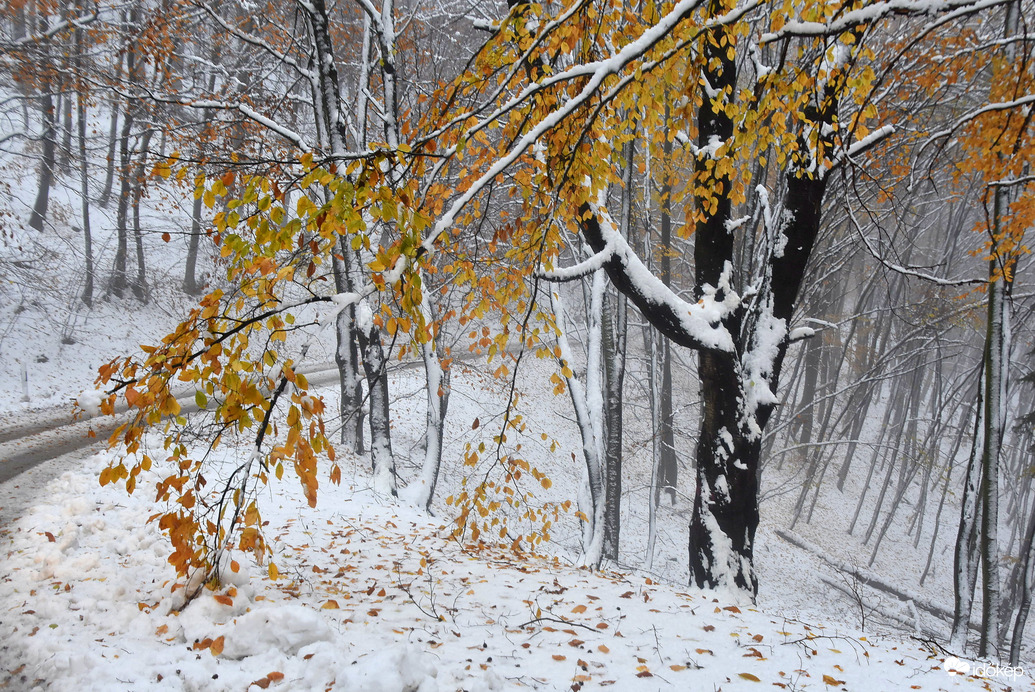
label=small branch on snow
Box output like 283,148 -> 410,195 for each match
515,615 -> 599,633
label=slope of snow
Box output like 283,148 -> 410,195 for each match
1,362 -> 1030,691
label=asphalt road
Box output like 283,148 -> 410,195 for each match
0,364 -> 344,487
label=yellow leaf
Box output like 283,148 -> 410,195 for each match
738,673 -> 760,682
322,600 -> 340,609
269,563 -> 279,580
822,675 -> 845,686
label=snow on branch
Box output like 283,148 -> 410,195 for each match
919,93 -> 1035,153
536,244 -> 617,282
5,3 -> 101,49
580,200 -> 735,353
185,100 -> 313,151
196,2 -> 312,77
849,202 -> 986,286
420,0 -> 762,258
759,0 -> 1009,44
831,125 -> 895,170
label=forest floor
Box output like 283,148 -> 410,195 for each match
0,352 -> 1032,691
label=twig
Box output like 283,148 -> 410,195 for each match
516,615 -> 598,633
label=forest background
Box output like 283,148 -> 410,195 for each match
3,0 -> 1035,683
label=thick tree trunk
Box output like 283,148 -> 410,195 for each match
687,0 -> 756,595
689,350 -> 760,594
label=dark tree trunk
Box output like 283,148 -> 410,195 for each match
332,242 -> 365,453
183,186 -> 204,294
108,103 -> 134,298
99,54 -> 123,209
687,0 -> 752,594
75,18 -> 93,306
131,129 -> 153,302
577,0 -> 838,600
29,91 -> 57,232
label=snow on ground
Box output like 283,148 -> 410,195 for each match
1,358 -> 1032,691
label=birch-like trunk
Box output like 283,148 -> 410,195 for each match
332,246 -> 365,453
552,276 -> 606,568
951,367 -> 985,652
979,261 -> 1007,657
410,271 -> 450,511
1009,487 -> 1035,665
306,0 -> 397,488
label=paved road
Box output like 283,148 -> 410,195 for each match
0,364 -> 344,486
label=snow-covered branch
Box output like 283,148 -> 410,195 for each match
420,0 -> 762,258
579,200 -> 736,353
536,244 -> 616,282
759,0 -> 1009,44
849,203 -> 986,286
194,1 -> 313,77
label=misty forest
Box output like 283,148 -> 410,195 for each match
2,0 -> 1035,689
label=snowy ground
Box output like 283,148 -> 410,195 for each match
1,152 -> 1032,690
1,358 -> 1032,691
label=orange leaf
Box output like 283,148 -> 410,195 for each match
267,672 -> 285,682
213,595 -> 233,606
670,664 -> 687,671
322,600 -> 340,610
571,604 -> 587,614
210,636 -> 225,656
822,675 -> 845,686
597,645 -> 610,653
552,654 -> 566,661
